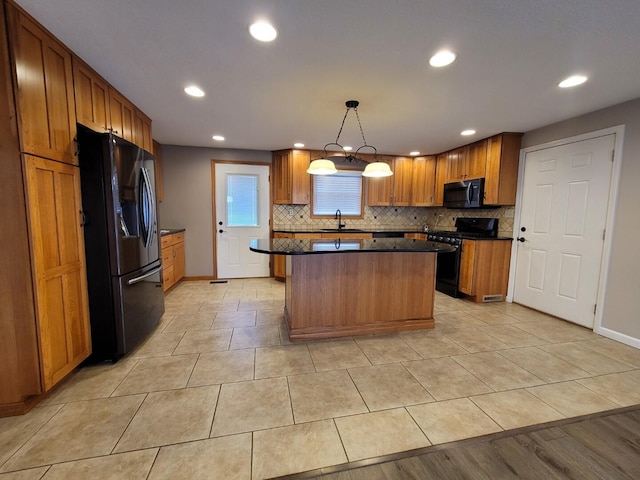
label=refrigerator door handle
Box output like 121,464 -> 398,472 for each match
140,166 -> 156,248
127,266 -> 163,285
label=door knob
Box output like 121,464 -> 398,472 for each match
517,237 -> 526,242
219,229 -> 225,234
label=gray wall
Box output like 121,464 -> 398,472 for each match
157,145 -> 271,277
522,97 -> 640,342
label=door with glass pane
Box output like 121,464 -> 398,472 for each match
214,163 -> 270,278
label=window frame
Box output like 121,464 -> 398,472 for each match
310,167 -> 366,219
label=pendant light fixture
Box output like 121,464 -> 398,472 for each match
307,100 -> 393,177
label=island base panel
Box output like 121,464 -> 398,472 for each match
284,252 -> 436,341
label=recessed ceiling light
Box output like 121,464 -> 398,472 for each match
409,151 -> 420,156
343,146 -> 353,151
249,21 -> 277,42
212,135 -> 225,141
429,50 -> 456,67
461,129 -> 476,136
293,143 -> 305,148
558,75 -> 588,88
184,85 -> 205,97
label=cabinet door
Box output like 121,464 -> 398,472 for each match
458,239 -> 476,295
410,156 -> 436,206
109,89 -> 134,142
272,232 -> 292,279
366,156 -> 394,206
466,139 -> 487,180
134,108 -> 153,151
392,156 -> 413,206
173,241 -> 186,282
24,155 -> 91,391
72,58 -> 111,133
9,7 -> 77,164
485,133 -> 522,206
272,151 -> 291,204
446,147 -> 467,182
290,150 -> 310,204
433,153 -> 448,206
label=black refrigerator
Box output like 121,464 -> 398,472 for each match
78,125 -> 164,362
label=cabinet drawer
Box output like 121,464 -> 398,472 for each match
172,232 -> 185,245
161,235 -> 172,249
162,247 -> 174,267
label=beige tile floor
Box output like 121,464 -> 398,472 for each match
2,278 -> 640,479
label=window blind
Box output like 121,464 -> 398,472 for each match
227,174 -> 259,226
313,171 -> 363,216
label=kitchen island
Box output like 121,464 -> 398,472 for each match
250,238 -> 455,341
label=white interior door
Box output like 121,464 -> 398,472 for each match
513,134 -> 615,327
215,163 -> 270,279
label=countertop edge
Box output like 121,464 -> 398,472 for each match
160,228 -> 186,236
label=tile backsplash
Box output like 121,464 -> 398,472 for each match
273,205 -> 515,237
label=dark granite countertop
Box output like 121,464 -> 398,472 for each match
250,238 -> 456,255
273,229 -> 425,234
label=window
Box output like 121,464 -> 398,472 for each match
226,174 -> 259,226
312,170 -> 363,217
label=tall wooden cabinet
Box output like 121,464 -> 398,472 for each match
24,156 -> 91,390
1,1 -> 91,416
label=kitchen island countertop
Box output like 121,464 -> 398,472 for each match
250,237 -> 456,255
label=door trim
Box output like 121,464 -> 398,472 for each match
210,160 -> 272,280
507,125 -> 624,336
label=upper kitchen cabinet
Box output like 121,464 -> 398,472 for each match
484,133 -> 523,206
410,155 -> 436,206
433,153 -> 448,206
446,140 -> 487,182
134,108 -> 153,152
109,88 -> 135,143
6,3 -> 77,164
72,57 -> 111,133
272,149 -> 310,204
367,155 -> 412,206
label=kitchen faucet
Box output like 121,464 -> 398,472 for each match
335,209 -> 346,231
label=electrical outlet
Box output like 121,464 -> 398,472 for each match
288,207 -> 294,217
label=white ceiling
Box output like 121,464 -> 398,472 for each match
14,0 -> 640,155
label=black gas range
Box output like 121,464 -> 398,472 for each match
429,217 -> 499,297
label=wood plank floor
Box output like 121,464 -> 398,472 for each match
278,405 -> 640,479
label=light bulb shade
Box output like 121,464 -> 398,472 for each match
362,161 -> 393,177
307,159 -> 337,175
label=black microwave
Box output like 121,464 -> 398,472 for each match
443,178 -> 485,208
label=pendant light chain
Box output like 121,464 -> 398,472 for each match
308,99 -> 391,177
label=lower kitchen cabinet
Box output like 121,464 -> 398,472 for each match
24,155 -> 92,391
161,231 -> 185,291
272,232 -> 293,280
459,239 -> 512,302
